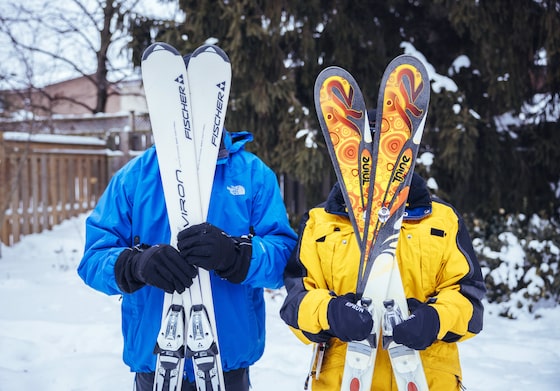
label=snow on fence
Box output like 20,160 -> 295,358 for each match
0,131 -> 117,246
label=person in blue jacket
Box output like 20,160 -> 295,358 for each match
77,129 -> 297,391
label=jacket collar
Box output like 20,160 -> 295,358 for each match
325,173 -> 432,221
404,172 -> 433,220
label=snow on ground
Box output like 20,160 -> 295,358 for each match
0,214 -> 559,390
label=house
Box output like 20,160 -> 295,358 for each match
0,75 -> 150,135
0,74 -> 148,118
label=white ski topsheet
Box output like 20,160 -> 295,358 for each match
183,44 -> 231,391
142,42 -> 198,391
187,45 -> 231,215
341,211 -> 429,391
362,228 -> 429,391
141,43 -> 202,244
141,42 -> 232,391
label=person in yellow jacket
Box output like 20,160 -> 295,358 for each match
279,171 -> 486,390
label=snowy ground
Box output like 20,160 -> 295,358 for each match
0,214 -> 559,390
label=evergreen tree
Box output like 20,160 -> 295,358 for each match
155,1 -> 316,183
422,0 -> 560,219
129,0 -> 560,220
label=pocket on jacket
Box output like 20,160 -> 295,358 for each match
420,341 -> 463,391
313,221 -> 358,292
399,222 -> 445,296
424,366 -> 463,391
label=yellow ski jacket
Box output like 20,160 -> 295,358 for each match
280,174 -> 485,391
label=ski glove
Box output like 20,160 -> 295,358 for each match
303,330 -> 332,344
327,293 -> 373,342
177,222 -> 252,284
114,244 -> 197,294
393,298 -> 440,350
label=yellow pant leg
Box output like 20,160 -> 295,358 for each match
311,340 -> 395,390
311,340 -> 463,391
310,340 -> 345,390
421,342 -> 464,391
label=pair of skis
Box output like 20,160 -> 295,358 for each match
313,55 -> 431,391
141,42 -> 231,391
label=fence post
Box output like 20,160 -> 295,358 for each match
129,110 -> 136,133
0,132 -> 4,258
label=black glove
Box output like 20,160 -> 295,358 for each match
327,293 -> 373,342
114,244 -> 197,294
393,298 -> 440,350
177,222 -> 252,284
303,330 -> 332,344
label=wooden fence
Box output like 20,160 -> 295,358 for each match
0,131 -> 132,246
0,125 -> 314,248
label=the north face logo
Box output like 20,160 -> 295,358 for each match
227,185 -> 246,196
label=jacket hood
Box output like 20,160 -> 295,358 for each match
218,129 -> 253,163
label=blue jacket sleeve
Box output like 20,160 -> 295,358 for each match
240,162 -> 297,289
77,166 -> 136,296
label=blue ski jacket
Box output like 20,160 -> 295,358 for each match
78,131 -> 297,381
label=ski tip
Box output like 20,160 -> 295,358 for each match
321,65 -> 348,73
313,65 -> 361,101
374,53 -> 431,131
141,42 -> 180,62
316,65 -> 353,81
388,54 -> 429,77
191,44 -> 231,63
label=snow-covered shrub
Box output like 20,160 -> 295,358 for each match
469,213 -> 560,318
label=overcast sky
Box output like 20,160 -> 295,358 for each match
0,0 -> 184,89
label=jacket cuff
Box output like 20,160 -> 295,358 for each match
114,248 -> 145,293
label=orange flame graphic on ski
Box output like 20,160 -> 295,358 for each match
315,59 -> 428,277
368,63 -> 426,252
318,75 -> 371,247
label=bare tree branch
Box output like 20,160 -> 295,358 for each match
0,0 -> 151,115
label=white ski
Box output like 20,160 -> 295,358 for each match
358,223 -> 429,391
141,41 -> 231,391
183,43 -> 231,391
